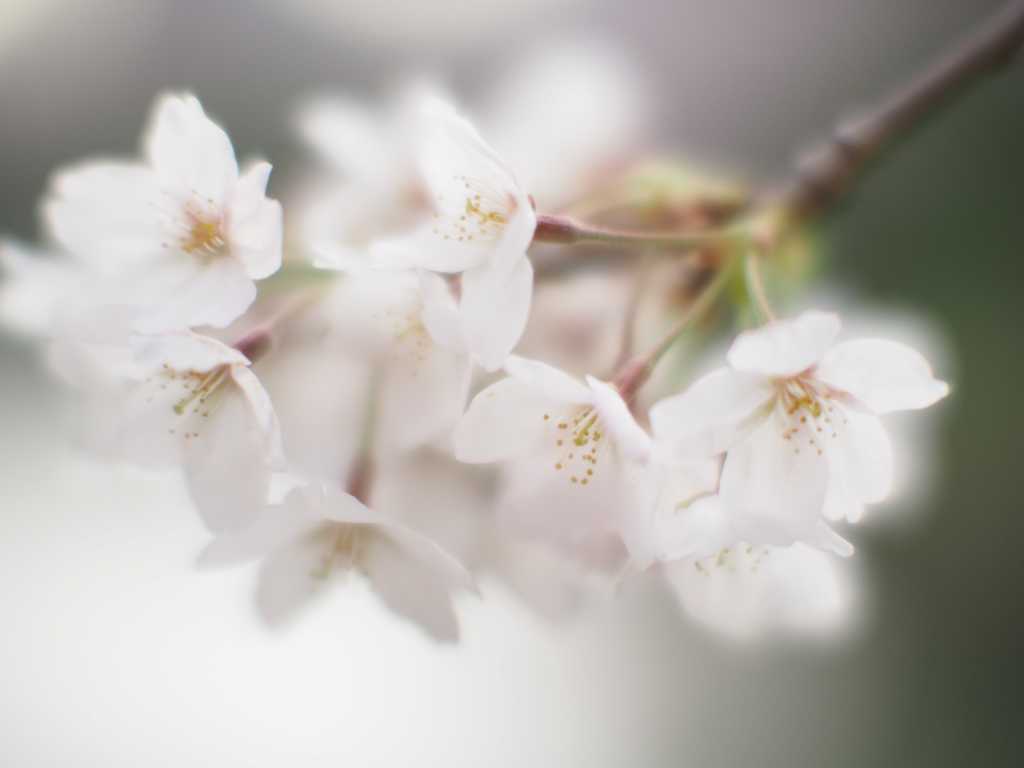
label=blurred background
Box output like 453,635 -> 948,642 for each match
1,0 -> 1022,765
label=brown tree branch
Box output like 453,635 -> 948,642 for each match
535,0 -> 1024,276
758,0 -> 1024,238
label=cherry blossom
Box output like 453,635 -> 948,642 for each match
650,310 -> 949,554
256,268 -> 471,483
44,93 -> 282,333
369,97 -> 536,371
55,329 -> 285,533
455,355 -> 651,560
200,481 -> 476,642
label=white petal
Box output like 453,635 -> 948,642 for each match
486,202 -> 537,278
145,93 -> 238,205
364,536 -> 463,643
418,271 -> 464,349
619,461 -> 723,567
227,161 -> 283,280
230,365 -> 286,470
460,257 -> 534,372
823,406 -> 893,522
369,226 -> 492,273
182,372 -> 279,533
130,257 -> 257,333
377,338 -> 471,454
719,404 -> 830,547
497,453 -> 638,566
377,516 -> 477,595
418,96 -> 520,214
129,331 -> 247,375
727,310 -> 841,378
43,161 -> 165,264
255,525 -> 336,626
666,542 -> 851,639
815,338 -> 949,414
453,376 -> 552,463
649,367 -> 774,460
586,375 -> 651,460
198,498 -> 319,568
315,487 -> 381,526
504,355 -> 593,403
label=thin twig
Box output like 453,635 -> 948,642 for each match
758,0 -> 1024,240
744,250 -> 777,322
533,213 -> 742,251
612,252 -> 655,371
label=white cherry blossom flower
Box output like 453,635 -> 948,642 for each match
256,269 -> 471,483
664,531 -> 853,641
370,97 -> 536,371
44,93 -> 282,333
650,310 -> 949,554
199,481 -> 476,642
454,355 -> 651,560
624,485 -> 853,639
56,328 -> 285,533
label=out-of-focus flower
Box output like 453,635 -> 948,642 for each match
298,85 -> 435,271
651,310 -> 949,554
662,526 -> 852,641
0,240 -> 82,337
258,269 -> 470,482
200,481 -> 476,642
455,356 -> 650,559
44,93 -> 282,333
55,329 -> 285,533
483,39 -> 650,211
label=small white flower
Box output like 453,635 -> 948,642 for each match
44,93 -> 282,333
650,310 -> 950,554
370,98 -> 537,371
664,519 -> 853,640
454,355 -> 651,558
200,482 -> 476,642
56,328 -> 285,533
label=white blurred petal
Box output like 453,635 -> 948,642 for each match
228,161 -> 283,280
665,543 -> 851,640
719,404 -> 830,547
727,310 -> 841,378
504,355 -> 593,404
649,367 -> 774,459
130,257 -> 257,333
816,338 -> 950,414
43,161 -> 165,264
454,377 -> 553,464
460,256 -> 533,372
585,375 -> 651,461
145,92 -> 238,205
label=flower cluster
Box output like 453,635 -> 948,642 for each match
0,79 -> 948,642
